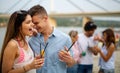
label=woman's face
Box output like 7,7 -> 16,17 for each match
74,35 -> 78,42
103,33 -> 107,42
72,34 -> 78,43
21,15 -> 34,36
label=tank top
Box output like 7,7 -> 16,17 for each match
12,39 -> 36,73
99,44 -> 115,69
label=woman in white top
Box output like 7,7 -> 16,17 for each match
0,10 -> 44,73
67,30 -> 80,73
95,28 -> 115,73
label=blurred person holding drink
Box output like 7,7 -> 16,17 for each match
0,10 -> 44,73
28,5 -> 75,73
77,21 -> 98,73
67,30 -> 80,73
95,28 -> 116,73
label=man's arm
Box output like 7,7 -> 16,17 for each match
88,46 -> 98,55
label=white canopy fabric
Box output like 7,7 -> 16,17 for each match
0,0 -> 120,14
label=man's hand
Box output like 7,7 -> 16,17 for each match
58,47 -> 75,67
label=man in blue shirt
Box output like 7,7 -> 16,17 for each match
28,5 -> 75,73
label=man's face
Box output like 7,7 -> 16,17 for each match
87,30 -> 95,37
32,14 -> 47,33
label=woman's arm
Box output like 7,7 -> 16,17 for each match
97,44 -> 115,62
2,40 -> 26,73
2,40 -> 44,73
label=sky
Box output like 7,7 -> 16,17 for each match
0,0 -> 120,14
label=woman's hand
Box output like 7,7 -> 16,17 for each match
24,56 -> 44,71
94,35 -> 104,42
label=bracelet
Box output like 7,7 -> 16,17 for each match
23,66 -> 27,72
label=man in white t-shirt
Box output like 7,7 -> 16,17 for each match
77,21 -> 98,73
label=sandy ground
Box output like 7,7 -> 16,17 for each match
93,49 -> 120,73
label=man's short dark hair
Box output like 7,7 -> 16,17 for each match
28,5 -> 48,17
84,21 -> 97,31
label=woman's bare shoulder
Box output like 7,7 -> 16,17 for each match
5,39 -> 18,52
109,43 -> 115,51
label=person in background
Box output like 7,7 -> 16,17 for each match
28,5 -> 75,73
77,21 -> 98,73
95,28 -> 115,73
0,10 -> 44,73
67,30 -> 80,73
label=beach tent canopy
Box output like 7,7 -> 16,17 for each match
0,0 -> 120,14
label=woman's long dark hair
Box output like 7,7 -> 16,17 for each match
102,28 -> 115,48
0,10 -> 29,72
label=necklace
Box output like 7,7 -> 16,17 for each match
78,42 -> 86,57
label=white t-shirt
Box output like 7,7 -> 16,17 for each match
77,33 -> 97,65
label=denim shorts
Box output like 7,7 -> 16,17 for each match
77,64 -> 93,73
99,68 -> 114,73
